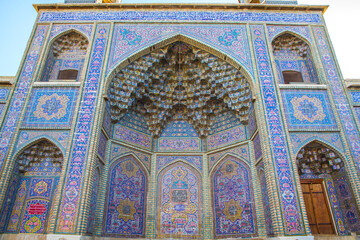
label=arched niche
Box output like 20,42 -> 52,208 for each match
156,161 -> 202,238
1,139 -> 63,234
210,155 -> 257,238
41,30 -> 89,82
271,32 -> 319,85
102,36 -> 258,154
102,155 -> 148,238
296,140 -> 360,235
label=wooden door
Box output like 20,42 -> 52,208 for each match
301,179 -> 335,235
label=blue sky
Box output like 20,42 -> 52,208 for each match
0,0 -> 359,79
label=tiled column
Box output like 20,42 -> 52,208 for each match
55,23 -> 111,234
249,24 -> 306,236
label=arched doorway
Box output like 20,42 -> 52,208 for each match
2,139 -> 63,234
296,141 -> 360,235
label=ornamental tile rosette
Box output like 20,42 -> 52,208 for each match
291,95 -> 326,123
33,94 -> 69,121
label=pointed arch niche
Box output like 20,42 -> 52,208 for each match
271,32 -> 319,84
156,161 -> 202,238
102,35 -> 258,153
102,155 -> 148,238
296,141 -> 360,235
211,155 -> 257,238
0,139 -> 63,234
41,31 -> 89,82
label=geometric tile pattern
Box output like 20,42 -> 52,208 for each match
281,90 -> 337,130
212,156 -> 257,238
22,88 -> 78,128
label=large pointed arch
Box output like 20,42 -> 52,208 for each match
104,34 -> 257,138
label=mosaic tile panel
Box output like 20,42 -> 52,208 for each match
212,156 -> 257,238
253,134 -> 262,161
314,26 -> 360,175
350,91 -> 360,105
257,162 -> 274,236
0,88 -> 11,101
117,110 -> 150,135
161,120 -> 198,138
333,172 -> 360,233
158,138 -> 201,152
247,109 -> 257,138
290,132 -> 344,155
107,24 -> 253,76
14,130 -> 70,154
22,88 -> 78,128
157,163 -> 202,238
208,144 -> 250,172
57,24 -> 111,233
0,174 -> 20,232
6,176 -> 59,234
281,90 -> 337,130
102,103 -> 112,135
267,25 -> 312,43
49,24 -> 93,41
0,25 -> 49,172
0,104 -> 6,119
109,142 -> 151,170
113,125 -> 152,150
354,107 -> 360,124
207,126 -> 246,150
325,178 -> 348,235
210,111 -> 242,135
251,25 -> 304,235
87,161 -> 101,234
38,11 -> 323,25
157,155 -> 202,171
103,155 -> 147,237
97,131 -> 107,160
87,165 -> 100,234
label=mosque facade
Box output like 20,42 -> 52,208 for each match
0,0 -> 359,239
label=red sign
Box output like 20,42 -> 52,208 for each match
27,203 -> 47,215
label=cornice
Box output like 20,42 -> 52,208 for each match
33,3 -> 328,14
